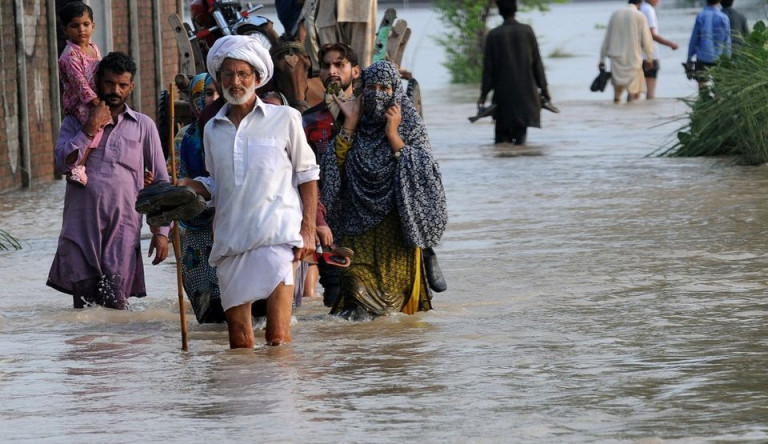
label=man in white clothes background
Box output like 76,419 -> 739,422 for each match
599,0 -> 655,103
640,0 -> 679,99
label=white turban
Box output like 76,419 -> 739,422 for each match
206,35 -> 273,89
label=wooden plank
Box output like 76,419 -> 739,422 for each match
372,8 -> 397,63
386,19 -> 408,64
393,27 -> 411,68
168,14 -> 198,76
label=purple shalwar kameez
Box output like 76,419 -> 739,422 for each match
47,107 -> 170,309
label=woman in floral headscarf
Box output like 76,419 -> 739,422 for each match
174,73 -> 217,179
320,61 -> 448,320
170,73 -> 224,323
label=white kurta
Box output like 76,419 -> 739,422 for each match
600,5 -> 654,94
201,99 -> 320,310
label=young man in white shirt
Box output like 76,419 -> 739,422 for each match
640,0 -> 679,99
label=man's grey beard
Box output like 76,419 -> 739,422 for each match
223,83 -> 257,105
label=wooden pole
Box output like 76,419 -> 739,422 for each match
168,83 -> 189,351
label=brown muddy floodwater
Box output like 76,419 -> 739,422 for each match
2,3 -> 768,443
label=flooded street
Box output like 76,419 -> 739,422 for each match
3,2 -> 768,442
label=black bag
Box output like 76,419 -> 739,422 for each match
590,68 -> 611,92
423,247 -> 447,293
682,62 -> 696,80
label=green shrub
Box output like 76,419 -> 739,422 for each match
433,0 -> 558,84
0,229 -> 21,251
433,0 -> 494,84
660,21 -> 768,164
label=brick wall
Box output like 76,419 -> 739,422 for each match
0,0 -> 57,191
140,3 -> 155,114
0,0 -> 181,192
0,1 -> 19,191
161,1 -> 179,91
26,1 -> 57,183
111,0 -> 130,54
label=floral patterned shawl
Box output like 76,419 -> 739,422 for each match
320,61 -> 447,248
180,73 -> 213,179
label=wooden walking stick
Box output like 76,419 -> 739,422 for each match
168,83 -> 189,351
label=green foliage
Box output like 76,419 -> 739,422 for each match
433,0 -> 494,84
433,0 -> 560,84
660,21 -> 768,164
0,229 -> 21,251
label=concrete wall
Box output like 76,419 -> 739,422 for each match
0,0 -> 181,192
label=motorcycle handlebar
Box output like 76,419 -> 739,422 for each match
188,2 -> 265,41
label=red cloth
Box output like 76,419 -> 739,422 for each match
316,200 -> 328,227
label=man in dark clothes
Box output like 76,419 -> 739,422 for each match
302,42 -> 361,307
478,0 -> 550,145
720,0 -> 749,47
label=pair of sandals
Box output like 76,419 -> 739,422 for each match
135,182 -> 206,226
303,247 -> 354,267
305,247 -> 447,293
137,182 -> 357,266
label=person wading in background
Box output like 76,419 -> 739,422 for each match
478,0 -> 551,145
600,0 -> 654,103
639,0 -> 678,99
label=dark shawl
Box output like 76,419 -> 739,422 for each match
320,61 -> 447,248
480,18 -> 548,129
722,7 -> 749,46
275,0 -> 304,38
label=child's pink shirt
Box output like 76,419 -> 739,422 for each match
59,40 -> 102,125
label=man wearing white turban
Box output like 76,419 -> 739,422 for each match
206,35 -> 274,90
181,35 -> 320,348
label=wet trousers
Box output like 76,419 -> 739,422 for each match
495,125 -> 527,145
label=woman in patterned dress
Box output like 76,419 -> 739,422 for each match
171,73 -> 224,323
320,61 -> 447,320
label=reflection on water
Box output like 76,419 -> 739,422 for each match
3,2 -> 768,442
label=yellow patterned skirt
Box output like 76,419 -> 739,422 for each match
330,211 -> 433,319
